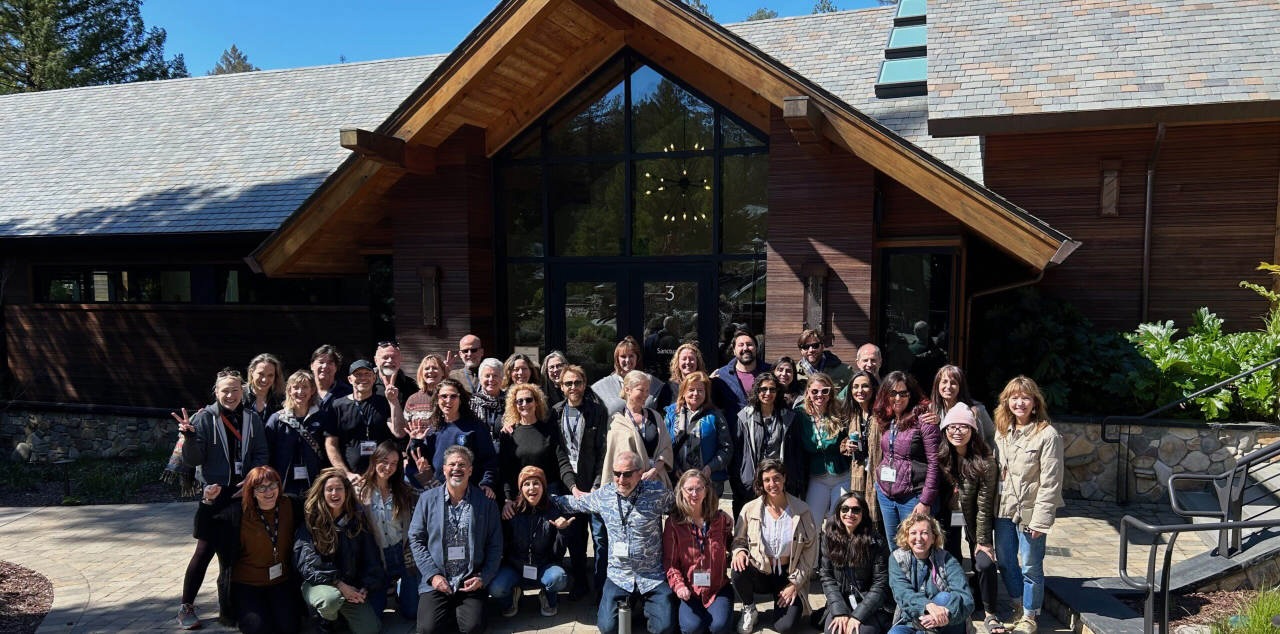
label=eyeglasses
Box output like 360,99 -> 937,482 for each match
945,425 -> 971,434
376,340 -> 399,349
459,347 -> 481,354
253,483 -> 279,494
799,342 -> 822,351
839,505 -> 863,515
808,387 -> 832,397
613,469 -> 637,479
561,380 -> 584,388
889,389 -> 911,399
757,386 -> 778,394
438,393 -> 460,401
515,397 -> 535,406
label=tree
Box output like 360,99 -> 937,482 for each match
746,8 -> 779,20
207,44 -> 258,75
0,0 -> 187,94
813,0 -> 838,12
682,0 -> 712,19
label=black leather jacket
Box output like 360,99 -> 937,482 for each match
293,511 -> 385,592
819,528 -> 893,626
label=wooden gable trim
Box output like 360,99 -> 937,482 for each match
340,129 -> 437,175
783,96 -> 832,155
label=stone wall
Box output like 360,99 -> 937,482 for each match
2,406 -> 172,462
1057,418 -> 1280,502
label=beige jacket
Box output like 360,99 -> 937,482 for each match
994,422 -> 1064,533
732,493 -> 819,616
602,410 -> 673,489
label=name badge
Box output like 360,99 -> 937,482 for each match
234,461 -> 243,476
879,465 -> 897,482
268,563 -> 283,580
447,546 -> 465,561
523,565 -> 538,581
612,542 -> 628,558
293,466 -> 308,480
692,570 -> 711,587
359,441 -> 377,456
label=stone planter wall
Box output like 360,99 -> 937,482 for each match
2,406 -> 173,462
1057,417 -> 1280,502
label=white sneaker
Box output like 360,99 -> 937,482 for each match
738,606 -> 758,633
177,603 -> 201,630
539,591 -> 557,617
502,587 -> 522,618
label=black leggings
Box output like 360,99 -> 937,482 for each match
182,539 -> 216,604
232,582 -> 300,634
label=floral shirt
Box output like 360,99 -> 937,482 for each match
553,479 -> 673,592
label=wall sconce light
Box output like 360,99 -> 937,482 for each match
801,262 -> 829,335
419,266 -> 441,327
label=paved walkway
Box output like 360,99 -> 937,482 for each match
0,499 -> 1199,633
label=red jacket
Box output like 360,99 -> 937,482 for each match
662,510 -> 733,607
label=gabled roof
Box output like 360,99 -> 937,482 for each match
0,55 -> 445,237
928,0 -> 1280,136
253,0 -> 1076,275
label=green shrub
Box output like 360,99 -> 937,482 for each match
1216,587 -> 1280,634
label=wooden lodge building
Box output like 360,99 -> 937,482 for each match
1,0 -> 1278,411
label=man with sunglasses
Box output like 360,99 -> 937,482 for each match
372,340 -> 418,415
448,334 -> 485,393
795,328 -> 853,392
550,364 -> 609,598
552,451 -> 675,634
710,329 -> 772,428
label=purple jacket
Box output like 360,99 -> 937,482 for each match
875,412 -> 941,506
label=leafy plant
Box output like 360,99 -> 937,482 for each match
1216,587 -> 1280,634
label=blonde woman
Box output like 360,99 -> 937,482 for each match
798,372 -> 850,517
992,377 -> 1064,634
265,370 -> 333,496
666,342 -> 706,401
602,370 -> 673,489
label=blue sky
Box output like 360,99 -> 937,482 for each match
142,1 -> 884,75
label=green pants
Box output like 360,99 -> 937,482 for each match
301,582 -> 381,634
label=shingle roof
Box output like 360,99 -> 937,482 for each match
928,0 -> 1280,127
727,8 -> 984,182
0,55 -> 446,237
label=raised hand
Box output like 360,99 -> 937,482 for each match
171,408 -> 195,433
383,372 -> 400,405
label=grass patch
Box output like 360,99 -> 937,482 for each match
0,448 -> 178,505
1217,587 -> 1280,634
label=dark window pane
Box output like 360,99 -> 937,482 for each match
641,281 -> 699,381
508,264 -> 546,356
879,251 -> 953,379
564,281 -> 617,381
547,60 -> 626,157
631,65 -> 714,154
550,162 -> 625,256
722,153 -> 769,254
721,114 -> 766,149
634,156 -> 713,256
504,125 -> 541,161
719,261 -> 768,366
500,165 -> 543,257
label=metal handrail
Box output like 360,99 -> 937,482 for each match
1102,355 -> 1280,504
1166,437 -> 1280,555
1119,515 -> 1280,634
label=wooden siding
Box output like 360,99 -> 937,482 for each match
5,304 -> 370,408
389,126 -> 496,362
765,110 -> 876,355
984,122 -> 1279,330
877,175 -> 963,238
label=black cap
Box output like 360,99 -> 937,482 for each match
349,359 -> 376,374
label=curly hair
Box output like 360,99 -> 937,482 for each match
668,343 -> 706,386
304,468 -> 367,556
503,383 -> 549,427
502,353 -> 539,390
894,511 -> 944,551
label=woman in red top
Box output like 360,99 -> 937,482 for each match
664,469 -> 734,634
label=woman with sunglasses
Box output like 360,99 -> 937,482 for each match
175,367 -> 270,629
664,371 -> 732,493
195,466 -> 303,633
295,468 -> 384,634
844,370 -> 881,525
798,372 -> 850,517
937,404 -> 1001,634
540,350 -> 569,408
730,459 -> 818,634
665,469 -> 735,634
929,365 -> 994,443
491,466 -> 574,618
872,371 -> 940,546
602,369 -> 674,489
772,356 -> 805,410
734,372 -> 803,518
499,384 -> 567,509
356,441 -> 421,619
819,491 -> 891,634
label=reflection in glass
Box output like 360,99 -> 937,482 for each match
722,154 -> 768,254
548,60 -> 626,157
631,65 -> 714,154
879,251 -> 952,380
641,281 -> 699,381
508,264 -> 546,355
721,114 -> 767,150
718,260 -> 767,367
634,156 -> 713,256
550,162 -> 624,256
564,282 -> 618,381
500,165 -> 543,257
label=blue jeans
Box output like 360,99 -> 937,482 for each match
877,488 -> 921,547
490,563 -> 570,608
889,591 -> 966,634
367,542 -> 420,619
677,585 -> 733,634
599,578 -> 676,634
994,518 -> 1047,614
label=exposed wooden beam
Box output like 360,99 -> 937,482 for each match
567,0 -> 635,31
340,128 -> 436,175
783,96 -> 831,155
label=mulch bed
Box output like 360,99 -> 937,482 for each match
0,478 -> 184,507
0,561 -> 53,634
1123,589 -> 1256,629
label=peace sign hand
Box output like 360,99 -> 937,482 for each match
382,372 -> 400,405
171,408 -> 195,434
444,350 -> 459,368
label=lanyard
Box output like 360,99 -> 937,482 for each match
888,420 -> 899,462
221,413 -> 243,443
255,506 -> 281,563
616,490 -> 639,533
527,512 -> 538,565
355,399 -> 372,439
692,520 -> 709,556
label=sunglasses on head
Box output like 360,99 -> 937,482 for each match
217,369 -> 243,379
377,340 -> 399,349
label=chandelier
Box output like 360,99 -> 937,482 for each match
642,143 -> 711,223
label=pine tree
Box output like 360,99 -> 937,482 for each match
0,0 -> 186,94
746,8 -> 779,20
208,44 -> 258,75
682,0 -> 713,20
813,0 -> 838,12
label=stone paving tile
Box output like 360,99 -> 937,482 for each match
0,498 -> 1200,633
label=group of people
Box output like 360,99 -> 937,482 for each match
171,328 -> 1065,634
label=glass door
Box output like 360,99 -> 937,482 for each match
877,247 -> 959,381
